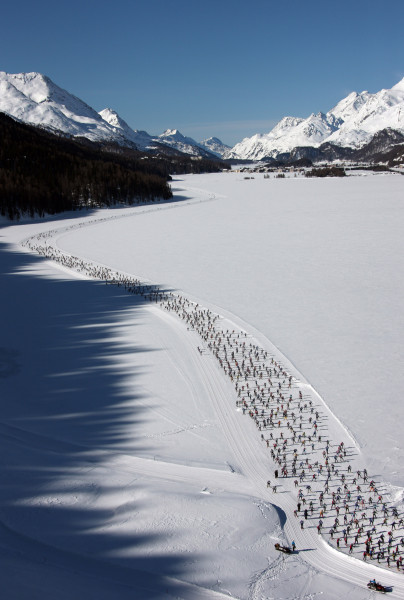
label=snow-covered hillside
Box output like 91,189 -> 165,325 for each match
2,70 -> 404,162
98,108 -> 157,150
226,77 -> 404,159
199,136 -> 231,157
0,71 -> 135,146
0,71 -> 223,158
157,129 -> 219,158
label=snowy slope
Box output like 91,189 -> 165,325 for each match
157,129 -> 219,158
98,107 -> 157,150
227,113 -> 341,159
0,71 -> 135,146
327,80 -> 404,147
198,137 -> 231,158
0,71 -> 223,158
2,71 -> 404,161
227,77 -> 404,159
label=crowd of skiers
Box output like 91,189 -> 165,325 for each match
24,226 -> 404,574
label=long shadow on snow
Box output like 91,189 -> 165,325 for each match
0,239 -> 203,599
0,194 -> 193,231
272,503 -> 287,528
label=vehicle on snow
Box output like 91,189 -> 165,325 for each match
367,580 -> 388,593
274,543 -> 293,554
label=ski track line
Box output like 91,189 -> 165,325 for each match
0,418 -> 247,497
17,200 -> 404,599
147,306 -> 219,428
172,302 -> 404,596
18,181 -> 218,256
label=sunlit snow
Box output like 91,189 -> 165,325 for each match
1,171 -> 404,599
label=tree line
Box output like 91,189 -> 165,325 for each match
0,113 -> 226,220
305,166 -> 346,178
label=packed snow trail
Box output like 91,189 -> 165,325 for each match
20,206 -> 404,599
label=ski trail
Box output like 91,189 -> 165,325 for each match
248,554 -> 287,600
18,203 -> 404,598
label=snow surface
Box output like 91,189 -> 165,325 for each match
1,172 -> 404,599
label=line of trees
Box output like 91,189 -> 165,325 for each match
305,166 -> 346,178
0,113 -> 173,219
0,113 -> 227,220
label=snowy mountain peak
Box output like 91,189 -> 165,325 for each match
157,129 -> 219,158
392,76 -> 404,92
0,71 -> 162,152
98,108 -> 134,136
204,136 -> 224,144
99,107 -> 156,150
0,71 -> 227,159
2,71 -> 50,98
99,107 -> 122,127
271,116 -> 305,134
0,70 -> 126,143
328,90 -> 370,122
199,137 -> 231,158
227,76 -> 404,159
160,129 -> 187,141
1,71 -> 94,114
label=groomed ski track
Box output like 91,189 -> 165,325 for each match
16,180 -> 404,599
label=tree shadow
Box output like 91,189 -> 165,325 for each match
0,239 -> 205,599
0,193 -> 194,229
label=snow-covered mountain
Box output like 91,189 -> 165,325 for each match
98,108 -> 157,151
157,129 -> 218,158
226,77 -> 404,160
227,114 -> 342,160
5,70 -> 402,163
0,72 -> 221,159
199,137 -> 231,158
0,71 -> 136,147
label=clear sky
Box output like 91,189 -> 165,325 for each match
2,0 -> 404,146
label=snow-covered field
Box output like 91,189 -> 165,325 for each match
1,171 -> 403,599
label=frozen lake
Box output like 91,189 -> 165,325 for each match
2,169 -> 404,599
58,171 -> 404,486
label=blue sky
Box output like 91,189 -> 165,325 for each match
2,0 -> 404,145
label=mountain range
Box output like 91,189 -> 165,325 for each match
225,78 -> 404,160
0,71 -> 230,160
1,71 -> 404,163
